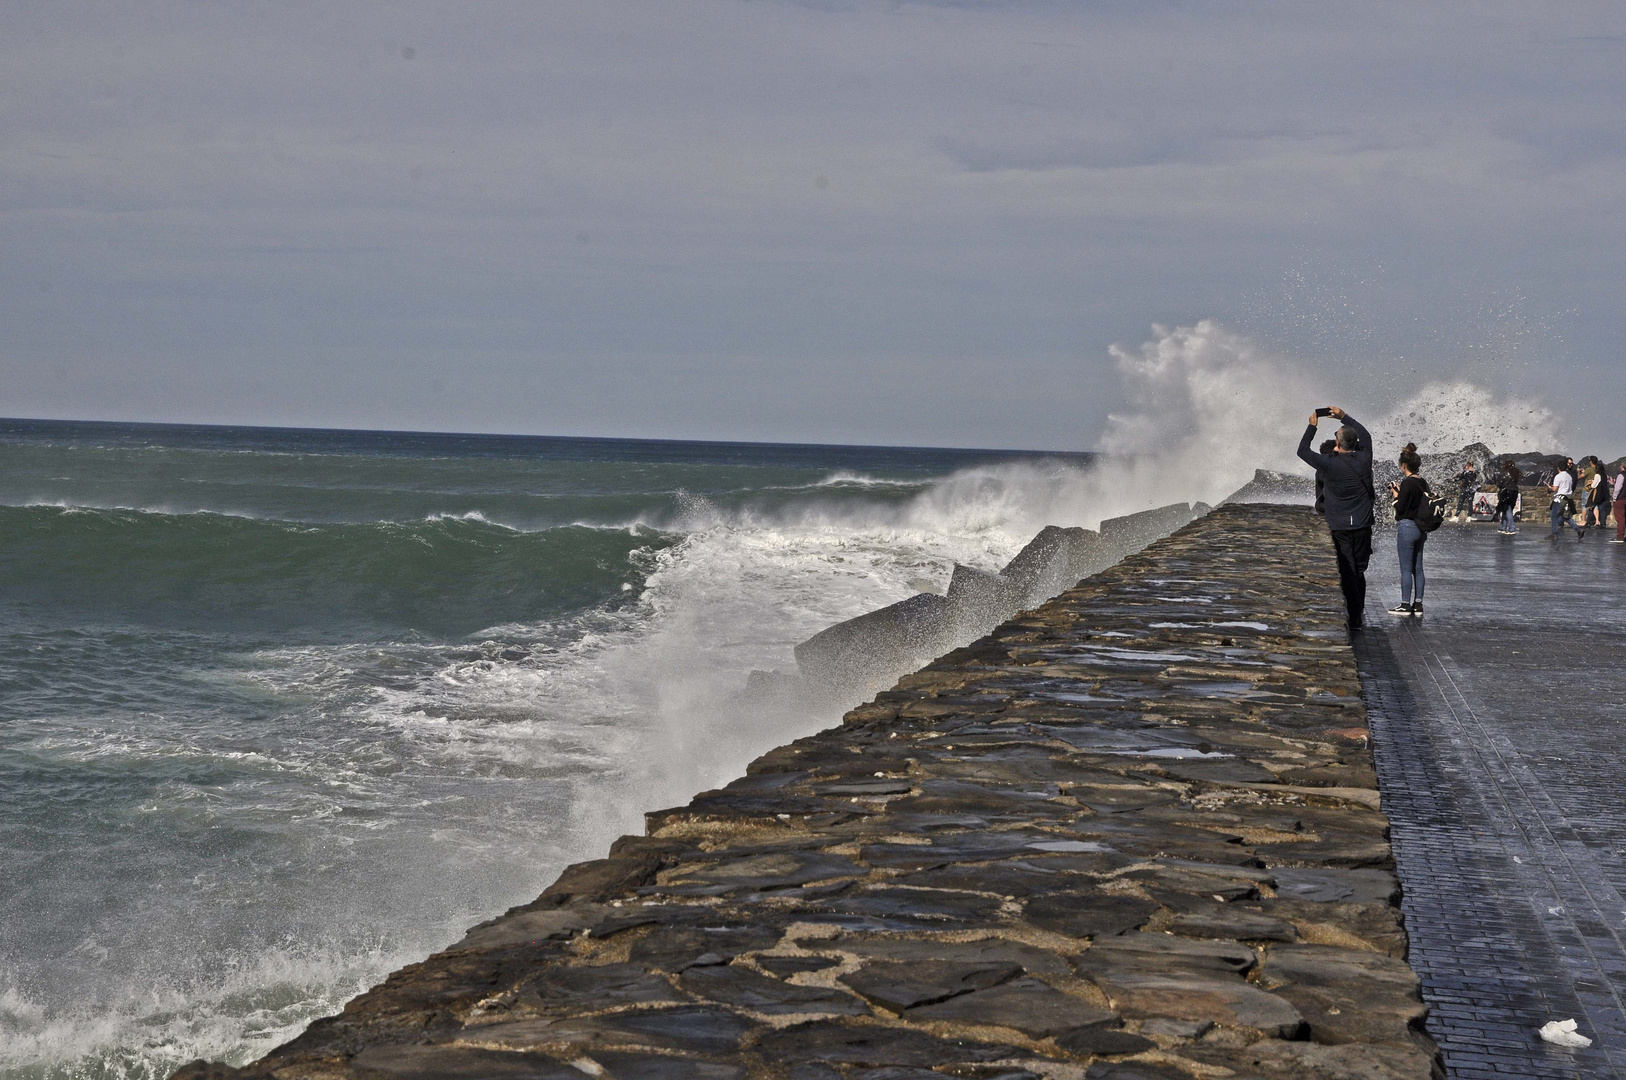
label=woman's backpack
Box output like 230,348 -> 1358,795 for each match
1418,480 -> 1449,533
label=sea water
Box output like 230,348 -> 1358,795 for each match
0,419 -> 1097,1080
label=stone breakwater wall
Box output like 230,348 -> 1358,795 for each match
180,505 -> 1438,1080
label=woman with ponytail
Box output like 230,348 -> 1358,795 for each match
1388,443 -> 1429,616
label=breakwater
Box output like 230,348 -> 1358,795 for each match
178,505 -> 1436,1080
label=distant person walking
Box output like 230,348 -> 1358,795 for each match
1388,444 -> 1429,616
1495,462 -> 1521,534
1298,407 -> 1375,631
1613,464 -> 1626,545
1454,460 -> 1478,522
1549,464 -> 1584,540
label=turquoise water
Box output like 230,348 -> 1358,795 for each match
0,420 -> 1097,1079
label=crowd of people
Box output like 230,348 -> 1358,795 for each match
1297,407 -> 1625,633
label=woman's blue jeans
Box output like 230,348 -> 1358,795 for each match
1500,504 -> 1516,531
1396,519 -> 1426,604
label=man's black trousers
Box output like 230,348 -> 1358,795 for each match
1330,527 -> 1372,627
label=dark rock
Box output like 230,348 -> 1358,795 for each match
1153,757 -> 1279,784
1072,934 -> 1256,978
807,886 -> 1005,924
1090,971 -> 1305,1037
1256,944 -> 1425,1045
1022,892 -> 1161,938
1055,1027 -> 1155,1056
832,936 -> 1072,975
1138,1017 -> 1213,1039
538,857 -> 665,905
588,1052 -> 745,1080
1165,907 -> 1298,943
1269,868 -> 1398,904
579,1007 -> 759,1053
755,955 -> 839,978
894,862 -> 1086,898
753,1021 -> 1018,1066
813,779 -> 916,796
349,1046 -> 582,1080
904,977 -> 1118,1036
658,852 -> 863,892
839,960 -> 1022,1012
628,926 -> 783,971
524,963 -> 684,1008
1084,1063 -> 1198,1080
679,965 -> 868,1015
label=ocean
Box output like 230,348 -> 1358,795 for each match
0,419 -> 1101,1080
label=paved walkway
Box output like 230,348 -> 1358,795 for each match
1355,522 -> 1626,1078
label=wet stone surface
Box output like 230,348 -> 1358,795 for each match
175,506 -> 1437,1080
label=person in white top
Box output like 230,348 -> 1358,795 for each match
1613,466 -> 1626,544
1548,466 -> 1582,540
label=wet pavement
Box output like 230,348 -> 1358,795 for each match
1356,521 -> 1626,1078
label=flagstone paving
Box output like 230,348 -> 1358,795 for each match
176,506 -> 1438,1080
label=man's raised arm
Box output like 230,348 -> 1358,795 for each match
1297,414 -> 1324,470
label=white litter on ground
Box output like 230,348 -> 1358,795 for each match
1538,1019 -> 1593,1048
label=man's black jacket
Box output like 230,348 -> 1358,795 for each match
1297,415 -> 1375,530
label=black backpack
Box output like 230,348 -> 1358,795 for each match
1417,480 -> 1448,533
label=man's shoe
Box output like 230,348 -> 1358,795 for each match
1387,603 -> 1413,616
1411,601 -> 1423,615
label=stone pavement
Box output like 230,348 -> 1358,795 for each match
178,505 -> 1439,1080
1355,523 -> 1626,1078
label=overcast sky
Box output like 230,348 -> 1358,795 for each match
4,1 -> 1623,450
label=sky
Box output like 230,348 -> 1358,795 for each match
4,1 -> 1623,451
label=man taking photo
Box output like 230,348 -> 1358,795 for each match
1297,407 -> 1375,632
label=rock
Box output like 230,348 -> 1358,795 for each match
1138,1017 -> 1214,1039
628,926 -> 784,971
794,593 -> 954,687
831,936 -> 1073,976
524,963 -> 685,1009
1089,971 -> 1305,1038
752,1021 -> 1018,1066
946,564 -> 1028,626
904,977 -> 1118,1036
1154,758 -> 1279,784
1270,868 -> 1398,904
679,965 -> 868,1015
1222,469 -> 1315,505
806,886 -> 1005,924
1256,945 -> 1426,1045
1022,892 -> 1161,938
1072,933 -> 1257,978
657,852 -> 862,892
587,1052 -> 745,1080
1161,902 -> 1299,942
552,1007 -> 760,1054
453,903 -> 609,950
812,779 -> 915,796
839,960 -> 1023,1012
1190,1038 -> 1439,1079
1098,504 -> 1197,550
349,1046 -> 583,1080
1054,1027 -> 1156,1056
1084,1063 -> 1199,1080
1001,526 -> 1110,605
755,955 -> 839,978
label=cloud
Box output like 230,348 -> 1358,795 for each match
1,0 -> 1622,448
